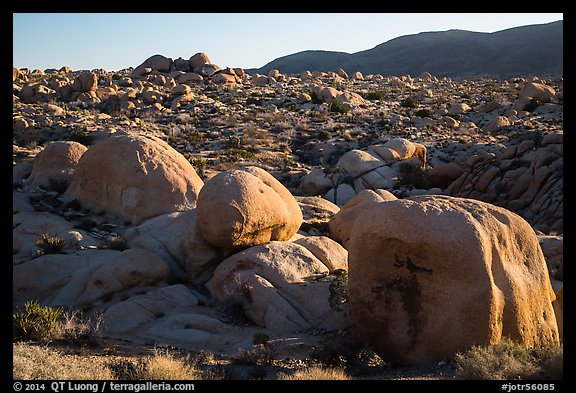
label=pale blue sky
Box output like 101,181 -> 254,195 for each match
13,13 -> 563,72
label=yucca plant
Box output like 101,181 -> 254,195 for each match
37,234 -> 65,255
13,300 -> 63,342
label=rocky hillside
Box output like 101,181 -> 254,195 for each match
13,52 -> 563,378
250,20 -> 563,79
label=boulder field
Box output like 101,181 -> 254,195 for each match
13,60 -> 563,366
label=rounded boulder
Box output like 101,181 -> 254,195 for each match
64,133 -> 204,225
196,166 -> 302,249
348,195 -> 559,366
28,141 -> 87,189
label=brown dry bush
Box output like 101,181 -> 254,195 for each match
133,351 -> 201,380
277,365 -> 351,380
455,338 -> 563,380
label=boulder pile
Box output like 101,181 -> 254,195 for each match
445,133 -> 563,233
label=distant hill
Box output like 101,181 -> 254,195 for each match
248,20 -> 562,79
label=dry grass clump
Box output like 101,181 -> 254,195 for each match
277,365 -> 351,380
455,338 -> 563,380
58,309 -> 104,342
134,350 -> 201,380
13,342 -> 114,380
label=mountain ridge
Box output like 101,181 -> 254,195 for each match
247,20 -> 563,79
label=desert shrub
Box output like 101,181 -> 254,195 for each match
246,97 -> 263,106
455,338 -> 563,380
281,156 -> 296,171
252,332 -> 271,346
109,359 -> 140,380
310,330 -> 365,368
415,108 -> 433,118
317,130 -> 332,140
310,329 -> 387,376
187,350 -> 225,380
237,341 -> 277,366
397,162 -> 429,190
310,91 -> 323,105
37,233 -> 65,254
277,365 -> 351,380
227,148 -> 257,160
13,300 -> 63,341
58,309 -> 104,342
285,103 -> 300,112
190,350 -> 218,366
328,269 -> 349,312
329,99 -> 350,114
523,98 -> 542,112
187,130 -> 205,144
64,198 -> 82,211
400,97 -> 419,108
47,177 -> 69,194
134,351 -> 200,380
362,90 -> 387,101
69,131 -> 94,146
106,236 -> 129,251
190,157 -> 207,171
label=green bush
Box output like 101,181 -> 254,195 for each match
415,109 -> 433,118
400,97 -> 419,108
523,98 -> 542,112
190,157 -> 208,171
328,269 -> 349,312
329,99 -> 350,114
13,300 -> 63,341
397,162 -> 428,190
69,131 -> 94,146
246,97 -> 263,106
362,90 -> 386,101
227,148 -> 257,160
